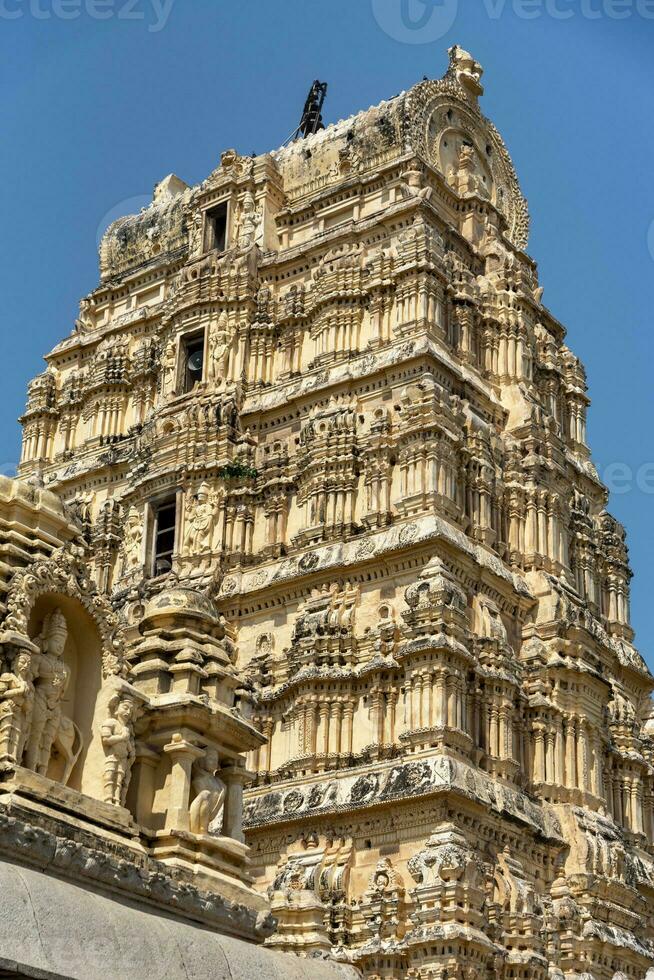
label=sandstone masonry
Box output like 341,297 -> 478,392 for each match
6,46 -> 654,980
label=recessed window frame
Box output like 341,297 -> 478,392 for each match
148,493 -> 179,578
178,329 -> 206,394
203,200 -> 229,254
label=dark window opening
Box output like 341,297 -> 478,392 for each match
182,334 -> 205,393
204,202 -> 228,252
152,498 -> 176,577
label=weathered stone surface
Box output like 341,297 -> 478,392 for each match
0,858 -> 358,980
6,41 -> 654,980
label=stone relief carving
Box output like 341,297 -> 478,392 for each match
1,548 -> 127,678
11,43 -> 654,979
0,650 -> 33,764
236,191 -> 263,252
189,749 -> 226,836
101,693 -> 136,807
206,312 -> 231,386
121,506 -> 144,572
473,593 -> 508,644
184,482 -> 218,554
24,609 -> 71,776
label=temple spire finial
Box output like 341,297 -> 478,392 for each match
447,44 -> 484,100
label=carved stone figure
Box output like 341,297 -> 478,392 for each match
447,44 -> 484,98
189,749 -> 226,835
37,657 -> 71,777
161,340 -> 177,395
51,715 -> 84,786
10,44 -> 654,980
74,294 -> 95,333
207,312 -> 230,384
474,595 -> 508,644
236,191 -> 262,251
101,694 -> 136,806
0,651 -> 34,764
121,506 -> 143,571
184,483 -> 217,554
24,609 -> 70,776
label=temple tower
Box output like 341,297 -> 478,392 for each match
13,46 -> 654,979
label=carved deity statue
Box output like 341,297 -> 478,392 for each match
37,658 -> 71,777
121,506 -> 143,571
206,312 -> 231,384
448,44 -> 484,98
189,748 -> 226,835
161,339 -> 177,396
24,609 -> 70,776
184,483 -> 217,554
236,191 -> 262,251
0,651 -> 34,764
446,142 -> 490,200
101,694 -> 136,806
74,294 -> 95,334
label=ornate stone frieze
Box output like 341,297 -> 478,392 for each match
10,44 -> 654,980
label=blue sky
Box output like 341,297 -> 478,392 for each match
1,0 -> 652,664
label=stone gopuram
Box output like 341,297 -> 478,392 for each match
7,44 -> 654,980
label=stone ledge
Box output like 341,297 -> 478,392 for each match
0,805 -> 271,944
0,766 -> 138,839
0,859 -> 360,980
244,753 -> 563,843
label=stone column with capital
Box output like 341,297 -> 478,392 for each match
221,764 -> 251,844
131,742 -> 161,828
163,736 -> 205,831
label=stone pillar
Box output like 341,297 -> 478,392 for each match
448,680 -> 457,733
319,702 -> 330,758
343,700 -> 355,755
632,778 -> 644,835
577,722 -> 589,793
221,765 -> 251,844
263,719 -> 274,773
329,701 -> 343,755
545,728 -> 555,782
371,690 -> 383,747
130,743 -> 160,828
387,690 -> 397,744
163,737 -> 205,831
435,673 -> 446,727
421,673 -> 431,729
490,705 -> 499,759
613,773 -> 623,826
555,717 -> 565,786
565,717 -> 576,789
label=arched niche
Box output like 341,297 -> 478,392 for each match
1,548 -> 128,802
436,128 -> 495,203
403,80 -> 530,251
28,594 -> 104,797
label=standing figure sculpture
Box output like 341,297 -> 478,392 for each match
0,651 -> 34,764
101,694 -> 136,806
184,483 -> 217,555
161,339 -> 177,396
236,191 -> 262,251
39,659 -> 73,777
24,609 -> 70,776
189,748 -> 226,835
122,507 -> 143,572
207,312 -> 231,384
